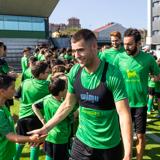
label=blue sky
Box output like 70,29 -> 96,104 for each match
49,0 -> 147,30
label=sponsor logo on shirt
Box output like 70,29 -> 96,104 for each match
80,92 -> 99,103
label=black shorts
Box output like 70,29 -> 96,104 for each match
130,107 -> 147,134
44,141 -> 69,160
16,115 -> 43,135
70,137 -> 123,160
148,87 -> 155,96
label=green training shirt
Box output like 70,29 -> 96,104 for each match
114,51 -> 160,108
148,77 -> 156,88
64,54 -> 73,60
34,95 -> 71,144
98,46 -> 125,65
0,58 -> 10,74
19,78 -> 49,119
37,53 -> 45,61
68,61 -> 127,149
22,67 -> 33,81
21,56 -> 29,73
0,106 -> 16,160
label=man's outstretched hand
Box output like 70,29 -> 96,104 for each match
27,126 -> 48,137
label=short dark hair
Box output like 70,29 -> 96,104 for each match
31,61 -> 48,78
49,77 -> 66,96
0,42 -> 4,47
0,74 -> 15,89
52,65 -> 66,75
23,47 -> 31,53
71,29 -> 97,44
124,28 -> 141,43
29,56 -> 37,63
34,48 -> 40,53
50,59 -> 65,68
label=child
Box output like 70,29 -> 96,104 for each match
147,74 -> 156,114
21,56 -> 37,81
0,42 -> 17,108
0,74 -> 42,160
14,61 -> 50,160
32,75 -> 71,160
21,47 -> 31,73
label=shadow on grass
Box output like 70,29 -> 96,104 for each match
132,143 -> 160,160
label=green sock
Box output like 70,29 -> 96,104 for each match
45,155 -> 53,160
147,98 -> 153,112
30,146 -> 39,160
13,143 -> 24,160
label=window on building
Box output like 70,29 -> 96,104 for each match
0,15 -> 4,29
0,15 -> 45,31
32,17 -> 45,31
4,16 -> 19,30
19,16 -> 32,31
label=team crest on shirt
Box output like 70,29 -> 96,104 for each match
126,70 -> 138,78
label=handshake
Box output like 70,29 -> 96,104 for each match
27,126 -> 48,146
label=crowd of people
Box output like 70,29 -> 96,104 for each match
0,28 -> 160,160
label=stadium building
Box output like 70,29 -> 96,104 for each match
147,0 -> 160,50
0,0 -> 59,70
